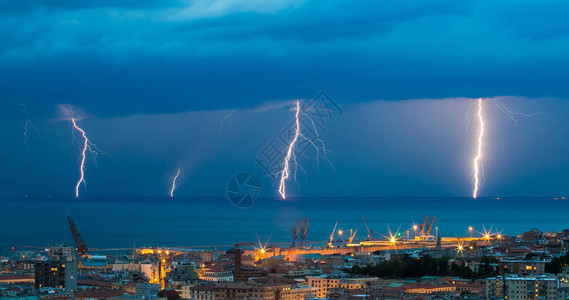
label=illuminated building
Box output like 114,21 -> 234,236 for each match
135,283 -> 162,298
34,261 -> 77,292
112,261 -> 153,280
499,260 -> 546,275
200,266 -> 233,282
233,244 -> 268,282
47,244 -> 75,262
306,276 -> 378,298
189,284 -> 215,300
486,275 -> 558,300
34,245 -> 78,292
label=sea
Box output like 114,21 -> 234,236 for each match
1,197 -> 568,253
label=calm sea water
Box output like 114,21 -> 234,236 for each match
1,197 -> 568,252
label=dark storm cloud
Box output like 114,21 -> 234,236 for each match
1,0 -> 569,119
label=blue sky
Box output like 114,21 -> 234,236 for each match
1,0 -> 568,198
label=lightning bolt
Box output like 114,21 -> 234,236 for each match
71,119 -> 104,198
23,119 -> 37,149
299,110 -> 333,169
278,101 -> 301,199
21,105 -> 37,150
277,100 -> 332,199
494,100 -> 539,125
170,169 -> 181,198
470,98 -> 537,198
219,110 -> 236,137
472,98 -> 484,199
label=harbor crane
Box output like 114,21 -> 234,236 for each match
347,228 -> 358,245
327,221 -> 338,248
362,216 -> 374,241
417,216 -> 437,241
67,214 -> 88,256
299,217 -> 309,248
291,218 -> 303,248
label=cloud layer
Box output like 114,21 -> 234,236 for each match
1,97 -> 567,198
1,0 -> 569,118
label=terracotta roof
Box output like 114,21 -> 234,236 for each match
75,288 -> 124,299
191,285 -> 215,291
78,279 -> 112,288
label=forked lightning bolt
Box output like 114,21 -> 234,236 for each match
277,100 -> 331,199
494,100 -> 539,125
170,169 -> 181,198
472,98 -> 484,199
71,119 -> 104,198
278,101 -> 301,199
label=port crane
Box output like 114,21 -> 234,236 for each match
327,221 -> 338,248
362,216 -> 374,241
347,228 -> 358,245
291,218 -> 303,248
299,217 -> 309,248
291,217 -> 310,248
417,216 -> 437,241
67,214 -> 88,256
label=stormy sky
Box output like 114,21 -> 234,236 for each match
1,0 -> 568,198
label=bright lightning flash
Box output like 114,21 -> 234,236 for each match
469,98 -> 537,198
170,169 -> 181,198
472,98 -> 484,199
71,119 -> 104,198
278,101 -> 301,199
277,100 -> 332,199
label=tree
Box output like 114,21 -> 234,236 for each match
157,289 -> 180,300
348,255 -> 484,279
